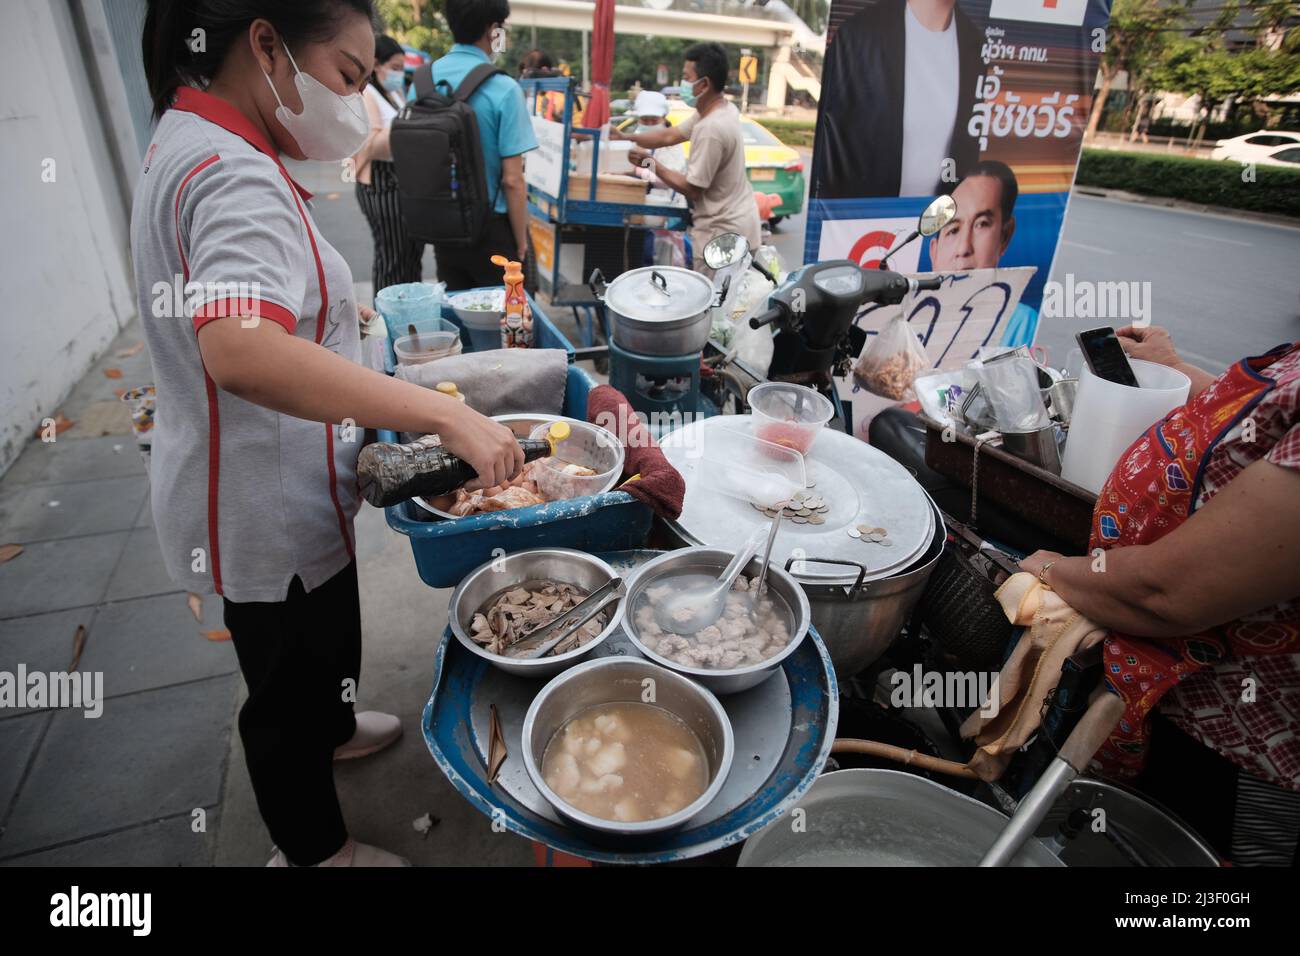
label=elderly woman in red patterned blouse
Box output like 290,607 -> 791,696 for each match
1019,325 -> 1300,866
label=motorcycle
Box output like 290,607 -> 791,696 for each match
699,194 -> 958,416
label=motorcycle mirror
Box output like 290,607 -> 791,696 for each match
918,194 -> 957,237
703,232 -> 749,271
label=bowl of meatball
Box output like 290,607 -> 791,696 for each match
623,547 -> 811,694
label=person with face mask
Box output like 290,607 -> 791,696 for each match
619,44 -> 760,274
352,34 -> 425,292
135,0 -> 523,867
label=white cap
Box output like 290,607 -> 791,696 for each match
633,90 -> 669,118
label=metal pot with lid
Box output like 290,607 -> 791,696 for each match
589,266 -> 717,356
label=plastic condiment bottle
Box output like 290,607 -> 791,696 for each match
356,421 -> 571,507
491,254 -> 533,349
435,381 -> 466,403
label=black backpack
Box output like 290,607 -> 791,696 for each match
389,62 -> 504,246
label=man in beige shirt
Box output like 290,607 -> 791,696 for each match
621,43 -> 761,273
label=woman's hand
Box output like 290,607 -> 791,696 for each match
1115,324 -> 1218,398
1116,325 -> 1180,367
435,399 -> 525,491
1019,550 -> 1064,583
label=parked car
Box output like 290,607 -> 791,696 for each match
1259,145 -> 1300,168
1210,131 -> 1300,164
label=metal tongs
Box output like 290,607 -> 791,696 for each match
519,577 -> 624,660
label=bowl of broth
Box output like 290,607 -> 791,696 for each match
521,657 -> 735,835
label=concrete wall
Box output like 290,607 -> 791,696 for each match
0,0 -> 138,473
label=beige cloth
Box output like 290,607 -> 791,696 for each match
680,103 -> 761,261
959,572 -> 1107,781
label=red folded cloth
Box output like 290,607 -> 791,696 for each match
586,384 -> 685,520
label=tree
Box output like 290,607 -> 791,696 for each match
374,0 -> 451,58
1086,0 -> 1190,140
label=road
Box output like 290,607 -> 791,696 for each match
1040,195 -> 1300,373
293,159 -> 1300,374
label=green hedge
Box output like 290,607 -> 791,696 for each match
753,117 -> 816,149
1075,149 -> 1300,218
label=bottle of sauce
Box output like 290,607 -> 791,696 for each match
356,421 -> 571,508
492,254 -> 533,349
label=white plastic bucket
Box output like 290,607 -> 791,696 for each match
1061,357 -> 1190,494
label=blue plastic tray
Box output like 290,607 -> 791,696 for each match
381,301 -> 653,589
422,550 -> 839,864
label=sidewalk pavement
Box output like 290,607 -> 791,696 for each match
0,318 -> 532,867
1,157 -> 590,866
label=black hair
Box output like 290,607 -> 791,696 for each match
684,42 -> 727,94
369,33 -> 405,105
142,0 -> 376,120
964,160 -> 1019,222
444,0 -> 510,46
519,48 -> 554,77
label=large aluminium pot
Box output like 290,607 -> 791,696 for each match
661,500 -> 945,682
589,266 -> 716,356
738,769 -> 1064,866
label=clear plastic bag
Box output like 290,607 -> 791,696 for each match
977,356 -> 1051,432
853,315 -> 930,401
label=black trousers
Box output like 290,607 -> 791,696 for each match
224,561 -> 361,865
355,161 -> 425,293
434,213 -> 516,292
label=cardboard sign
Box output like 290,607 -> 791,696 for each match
835,265 -> 1037,402
524,115 -> 566,199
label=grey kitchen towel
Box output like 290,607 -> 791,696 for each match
394,347 -> 569,418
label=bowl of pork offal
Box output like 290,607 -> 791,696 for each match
448,548 -> 625,679
622,546 -> 812,695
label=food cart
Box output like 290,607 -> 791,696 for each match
519,75 -> 690,348
371,204 -> 1222,867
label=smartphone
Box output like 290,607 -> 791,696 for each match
1075,326 -> 1139,387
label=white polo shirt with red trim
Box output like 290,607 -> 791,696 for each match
130,87 -> 361,603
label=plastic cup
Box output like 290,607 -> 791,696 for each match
1060,358 -> 1191,493
747,382 -> 834,455
529,421 -> 622,501
375,282 -> 445,340
393,331 -> 462,366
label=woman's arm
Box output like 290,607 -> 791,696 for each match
354,89 -> 392,169
198,317 -> 524,490
1021,459 -> 1300,638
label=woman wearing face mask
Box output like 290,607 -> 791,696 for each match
135,0 -> 523,867
352,34 -> 424,292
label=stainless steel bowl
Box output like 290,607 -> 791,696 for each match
738,769 -> 1064,867
413,414 -> 625,520
448,548 -> 625,678
622,548 -> 812,695
521,657 -> 735,835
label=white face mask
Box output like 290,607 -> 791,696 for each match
263,41 -> 369,161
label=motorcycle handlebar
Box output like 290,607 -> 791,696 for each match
914,276 -> 943,292
748,305 -> 786,330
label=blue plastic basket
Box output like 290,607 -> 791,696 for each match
384,292 -> 574,373
381,305 -> 652,589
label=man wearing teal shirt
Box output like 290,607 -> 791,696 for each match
420,0 -> 537,290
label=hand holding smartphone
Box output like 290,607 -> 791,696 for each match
1076,326 -> 1140,387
